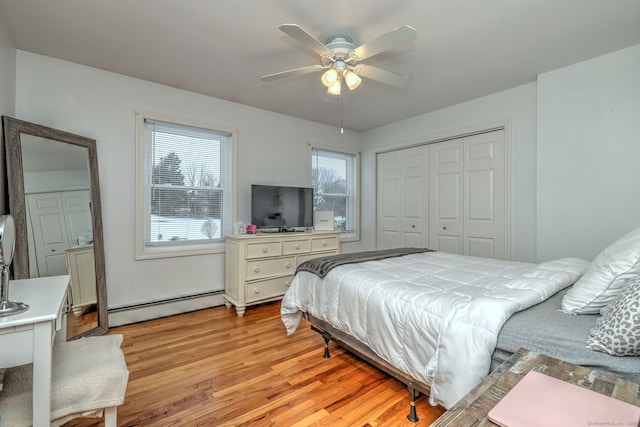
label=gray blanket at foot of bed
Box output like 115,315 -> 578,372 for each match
296,247 -> 434,278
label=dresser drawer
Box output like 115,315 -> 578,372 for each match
246,241 -> 282,259
246,256 -> 296,280
311,236 -> 338,252
246,275 -> 293,303
283,239 -> 311,255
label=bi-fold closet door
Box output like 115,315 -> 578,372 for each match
26,190 -> 93,277
376,144 -> 429,249
376,129 -> 507,260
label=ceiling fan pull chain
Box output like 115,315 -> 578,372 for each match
340,92 -> 344,134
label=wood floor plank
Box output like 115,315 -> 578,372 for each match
63,301 -> 446,426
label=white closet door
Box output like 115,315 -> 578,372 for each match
61,190 -> 93,243
429,139 -> 464,254
26,193 -> 70,277
377,129 -> 508,259
376,145 -> 429,249
463,130 -> 506,259
26,190 -> 92,277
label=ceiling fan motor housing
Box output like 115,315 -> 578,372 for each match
325,35 -> 357,65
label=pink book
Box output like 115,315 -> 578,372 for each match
487,371 -> 640,427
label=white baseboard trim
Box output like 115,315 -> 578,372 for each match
108,291 -> 225,327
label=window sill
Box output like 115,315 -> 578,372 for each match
135,241 -> 226,260
339,231 -> 360,243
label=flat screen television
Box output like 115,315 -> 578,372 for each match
251,184 -> 313,231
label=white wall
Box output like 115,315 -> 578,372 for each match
537,44 -> 640,262
0,18 -> 16,214
0,19 -> 14,118
15,51 -> 360,315
11,43 -> 640,321
360,83 -> 538,262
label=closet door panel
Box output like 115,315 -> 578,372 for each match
463,131 -> 505,259
61,190 -> 92,244
377,146 -> 428,249
467,169 -> 494,221
380,230 -> 401,249
467,237 -> 495,258
429,139 -> 463,254
401,147 -> 429,247
435,235 -> 461,254
402,174 -> 427,240
377,153 -> 402,249
26,193 -> 70,277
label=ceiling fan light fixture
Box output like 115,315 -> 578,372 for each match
327,79 -> 341,96
344,70 -> 362,91
321,68 -> 338,88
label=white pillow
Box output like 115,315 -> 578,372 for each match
562,227 -> 640,314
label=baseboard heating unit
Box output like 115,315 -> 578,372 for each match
108,291 -> 225,327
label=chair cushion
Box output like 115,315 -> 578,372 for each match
0,334 -> 128,427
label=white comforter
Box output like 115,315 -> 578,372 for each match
280,251 -> 589,408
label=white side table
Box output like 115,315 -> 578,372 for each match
0,275 -> 70,427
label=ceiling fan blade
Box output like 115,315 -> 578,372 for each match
279,24 -> 332,57
353,25 -> 417,61
354,64 -> 412,88
261,65 -> 324,82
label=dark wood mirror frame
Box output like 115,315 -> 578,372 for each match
2,116 -> 108,337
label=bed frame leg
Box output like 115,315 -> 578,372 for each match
323,337 -> 331,359
407,387 -> 420,422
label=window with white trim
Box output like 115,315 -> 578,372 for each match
311,147 -> 359,239
135,115 -> 234,259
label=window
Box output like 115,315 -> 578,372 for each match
311,147 -> 359,240
136,114 -> 235,259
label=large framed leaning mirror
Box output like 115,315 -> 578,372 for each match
2,116 -> 108,338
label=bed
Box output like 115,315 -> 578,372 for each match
492,287 -> 640,383
280,230 -> 640,420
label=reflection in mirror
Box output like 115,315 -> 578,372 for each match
3,116 -> 108,339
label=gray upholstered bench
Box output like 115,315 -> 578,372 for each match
0,334 -> 128,426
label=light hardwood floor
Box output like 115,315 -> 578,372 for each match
64,301 -> 446,426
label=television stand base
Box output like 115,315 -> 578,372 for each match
258,227 -> 307,233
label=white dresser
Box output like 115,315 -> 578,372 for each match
64,245 -> 97,316
225,231 -> 340,316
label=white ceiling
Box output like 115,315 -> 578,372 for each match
1,0 -> 639,132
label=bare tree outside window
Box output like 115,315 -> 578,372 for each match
143,118 -> 230,245
312,148 -> 356,233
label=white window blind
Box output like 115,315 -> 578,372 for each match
312,148 -> 357,235
143,118 -> 231,246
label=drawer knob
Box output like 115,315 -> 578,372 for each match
254,267 -> 260,273
262,247 -> 269,253
323,241 -> 328,246
295,244 -> 301,249
254,288 -> 261,294
286,280 -> 291,287
285,263 -> 291,269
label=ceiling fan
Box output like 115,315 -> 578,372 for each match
261,24 -> 417,95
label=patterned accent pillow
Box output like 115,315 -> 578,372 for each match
586,279 -> 640,356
